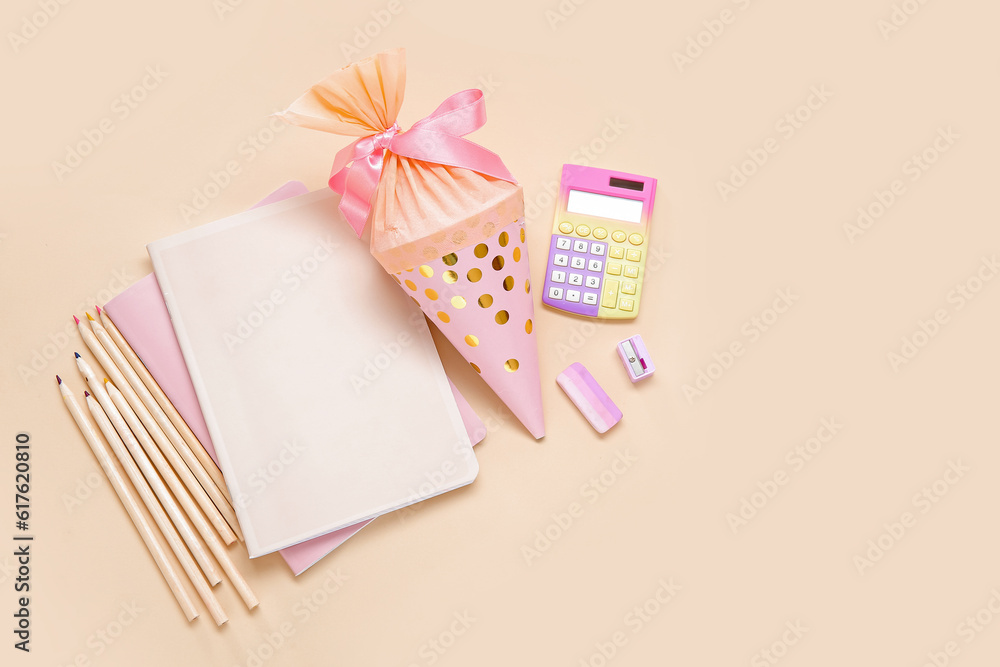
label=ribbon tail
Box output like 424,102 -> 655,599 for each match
326,136 -> 384,236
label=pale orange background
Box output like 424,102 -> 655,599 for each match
2,1 -> 999,665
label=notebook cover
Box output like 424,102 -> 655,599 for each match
146,188 -> 480,558
107,183 -> 485,574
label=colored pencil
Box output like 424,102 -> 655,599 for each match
92,310 -> 242,540
82,377 -> 228,626
83,370 -> 224,586
75,317 -> 238,545
97,306 -> 234,507
57,376 -> 199,622
105,379 -> 258,611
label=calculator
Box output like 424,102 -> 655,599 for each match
541,164 -> 657,319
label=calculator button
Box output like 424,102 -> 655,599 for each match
611,230 -> 627,243
548,287 -> 564,300
587,259 -> 603,273
575,224 -> 591,237
583,292 -> 599,306
585,275 -> 601,289
626,249 -> 642,262
624,265 -> 639,279
558,222 -> 574,234
554,254 -> 569,267
570,257 -> 586,269
556,237 -> 572,250
593,227 -> 608,240
566,290 -> 581,302
601,280 -> 619,308
628,233 -> 644,246
568,273 -> 583,286
572,240 -> 589,253
590,243 -> 605,256
551,270 -> 566,283
619,298 -> 635,312
607,263 -> 622,276
609,246 -> 624,259
622,282 -> 636,295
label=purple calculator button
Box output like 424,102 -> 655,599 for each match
542,235 -> 606,317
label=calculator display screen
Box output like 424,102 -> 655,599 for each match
567,190 -> 643,224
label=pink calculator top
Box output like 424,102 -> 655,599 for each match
541,165 -> 657,319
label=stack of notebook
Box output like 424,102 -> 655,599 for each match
105,182 -> 487,574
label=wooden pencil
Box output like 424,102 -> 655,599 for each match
57,376 -> 199,622
87,312 -> 244,543
83,378 -> 228,626
83,369 -> 224,586
97,306 -> 234,507
75,317 -> 238,545
105,379 -> 258,611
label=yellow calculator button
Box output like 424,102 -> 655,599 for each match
624,265 -> 639,279
558,222 -> 574,234
619,298 -> 634,312
593,227 -> 608,240
622,282 -> 636,295
607,263 -> 622,276
575,224 -> 591,237
609,246 -> 624,259
611,230 -> 627,243
626,249 -> 642,262
628,233 -> 644,245
601,280 -> 619,308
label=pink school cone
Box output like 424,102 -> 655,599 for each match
393,220 -> 545,439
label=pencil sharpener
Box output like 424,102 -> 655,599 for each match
617,335 -> 654,382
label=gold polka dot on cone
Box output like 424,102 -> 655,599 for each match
390,218 -> 544,438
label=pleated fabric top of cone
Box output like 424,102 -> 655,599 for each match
278,48 -> 544,439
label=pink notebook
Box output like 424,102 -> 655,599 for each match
105,182 -> 486,574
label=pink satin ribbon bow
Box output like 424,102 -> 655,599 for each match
328,88 -> 517,236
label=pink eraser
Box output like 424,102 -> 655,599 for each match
556,362 -> 622,433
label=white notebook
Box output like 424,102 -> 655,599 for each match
148,190 -> 477,557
